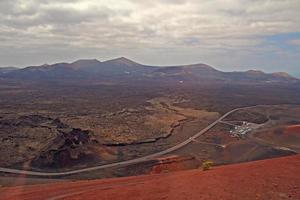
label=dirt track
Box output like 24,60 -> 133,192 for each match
1,155 -> 299,200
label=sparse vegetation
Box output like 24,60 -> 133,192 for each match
0,62 -> 300,174
201,160 -> 214,171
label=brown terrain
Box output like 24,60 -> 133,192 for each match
0,58 -> 299,191
285,125 -> 300,136
1,155 -> 299,200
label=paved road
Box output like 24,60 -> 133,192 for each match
0,105 -> 261,177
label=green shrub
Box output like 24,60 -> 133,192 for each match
201,160 -> 214,171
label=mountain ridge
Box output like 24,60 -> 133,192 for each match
0,57 -> 298,83
0,66 -> 19,74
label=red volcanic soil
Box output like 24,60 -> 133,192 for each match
149,155 -> 198,174
285,125 -> 300,135
1,155 -> 300,200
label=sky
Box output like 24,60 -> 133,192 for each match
0,0 -> 300,77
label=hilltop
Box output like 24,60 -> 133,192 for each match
1,155 -> 299,200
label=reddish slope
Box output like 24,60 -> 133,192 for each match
285,125 -> 300,136
1,155 -> 300,200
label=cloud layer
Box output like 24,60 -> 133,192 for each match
0,0 -> 300,75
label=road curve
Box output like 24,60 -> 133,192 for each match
0,105 -> 261,177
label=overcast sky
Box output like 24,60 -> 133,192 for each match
0,0 -> 300,76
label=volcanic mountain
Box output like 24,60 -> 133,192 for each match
0,67 -> 18,74
1,57 -> 298,84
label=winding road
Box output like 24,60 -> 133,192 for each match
0,105 -> 260,177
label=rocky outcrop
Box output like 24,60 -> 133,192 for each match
31,128 -> 100,169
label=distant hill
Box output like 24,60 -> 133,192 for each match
0,67 -> 18,74
0,57 -> 298,84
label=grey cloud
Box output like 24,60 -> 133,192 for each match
0,0 -> 16,14
0,4 -> 114,29
39,6 -> 107,25
129,0 -> 186,6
